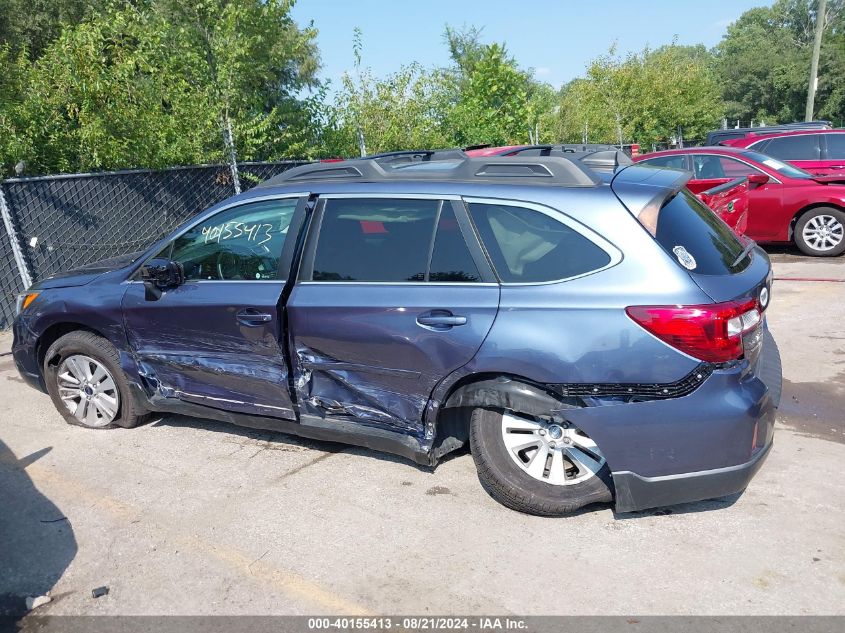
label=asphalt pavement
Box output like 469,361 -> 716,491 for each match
0,248 -> 843,616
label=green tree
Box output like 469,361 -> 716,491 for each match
0,44 -> 33,173
715,0 -> 845,123
0,0 -> 105,59
155,0 -> 322,163
556,43 -> 724,147
323,63 -> 453,157
0,0 -> 322,176
442,26 -> 555,146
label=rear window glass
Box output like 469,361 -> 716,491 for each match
467,202 -> 610,283
654,189 -> 750,275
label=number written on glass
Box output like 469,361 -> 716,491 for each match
201,221 -> 274,246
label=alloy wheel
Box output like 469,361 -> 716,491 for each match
500,412 -> 605,485
57,354 -> 120,427
802,214 -> 844,252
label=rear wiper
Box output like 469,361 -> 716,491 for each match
731,241 -> 755,268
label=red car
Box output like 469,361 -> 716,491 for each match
696,177 -> 749,236
721,129 -> 845,176
635,147 -> 845,256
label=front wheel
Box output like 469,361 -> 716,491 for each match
469,408 -> 613,516
794,207 -> 845,256
44,331 -> 148,429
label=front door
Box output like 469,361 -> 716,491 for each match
286,195 -> 499,441
122,195 -> 307,419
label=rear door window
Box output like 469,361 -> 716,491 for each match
310,198 -> 438,282
760,134 -> 821,160
307,198 -> 482,283
466,201 -> 611,283
428,205 -> 481,282
653,189 -> 750,275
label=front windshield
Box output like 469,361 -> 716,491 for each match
742,150 -> 813,179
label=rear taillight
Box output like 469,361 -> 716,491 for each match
626,299 -> 761,363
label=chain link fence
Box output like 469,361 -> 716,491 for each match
0,160 -> 309,328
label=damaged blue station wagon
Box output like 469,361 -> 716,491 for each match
12,149 -> 782,515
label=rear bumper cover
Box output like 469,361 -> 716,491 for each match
612,441 -> 772,513
580,329 -> 781,513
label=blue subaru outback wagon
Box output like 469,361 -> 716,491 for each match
12,150 -> 782,515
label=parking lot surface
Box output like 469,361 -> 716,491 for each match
1,250 -> 843,616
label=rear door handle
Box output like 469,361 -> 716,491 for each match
416,310 -> 467,330
236,308 -> 273,326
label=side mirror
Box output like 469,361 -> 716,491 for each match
747,173 -> 769,186
140,258 -> 184,301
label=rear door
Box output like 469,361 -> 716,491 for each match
123,194 -> 308,419
286,194 -> 499,441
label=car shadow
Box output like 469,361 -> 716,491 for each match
611,491 -> 743,520
0,440 -> 77,618
150,413 -> 440,473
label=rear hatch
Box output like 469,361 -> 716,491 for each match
612,166 -> 772,367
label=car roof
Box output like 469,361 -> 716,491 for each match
637,146 -> 753,158
257,150 -> 636,190
727,128 -> 845,147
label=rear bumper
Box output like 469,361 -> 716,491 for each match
565,329 -> 781,513
612,441 -> 772,513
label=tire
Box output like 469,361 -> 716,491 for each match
43,331 -> 148,429
794,207 -> 845,256
469,407 -> 613,516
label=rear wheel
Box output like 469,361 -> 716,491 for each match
469,407 -> 613,516
44,331 -> 148,429
794,207 -> 845,256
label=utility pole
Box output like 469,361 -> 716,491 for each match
806,0 -> 827,121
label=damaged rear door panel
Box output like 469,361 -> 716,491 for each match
123,195 -> 309,420
287,195 -> 499,443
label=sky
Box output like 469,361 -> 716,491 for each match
290,0 -> 768,91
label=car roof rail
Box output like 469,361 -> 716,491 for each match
257,151 -> 606,188
360,149 -> 467,166
507,147 -> 633,169
496,145 -> 632,167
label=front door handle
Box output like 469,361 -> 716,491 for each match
236,308 -> 273,326
416,310 -> 467,330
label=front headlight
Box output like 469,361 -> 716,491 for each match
15,292 -> 39,315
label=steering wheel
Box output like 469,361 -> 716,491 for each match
216,250 -> 241,280
215,243 -> 275,280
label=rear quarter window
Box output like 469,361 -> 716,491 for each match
759,134 -> 821,160
654,189 -> 749,275
467,201 -> 611,283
